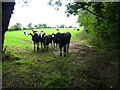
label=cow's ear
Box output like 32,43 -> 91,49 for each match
29,33 -> 33,36
24,32 -> 26,35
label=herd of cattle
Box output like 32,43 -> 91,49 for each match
24,30 -> 71,57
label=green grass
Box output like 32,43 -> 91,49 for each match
3,27 -> 84,88
4,28 -> 83,50
3,27 -> 118,88
2,48 -> 76,88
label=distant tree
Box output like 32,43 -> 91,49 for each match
37,24 -> 43,28
60,24 -> 65,28
68,26 -> 72,28
34,25 -> 38,29
47,26 -> 52,28
57,25 -> 59,28
8,25 -> 16,31
8,23 -> 22,31
15,23 -> 22,30
27,23 -> 33,29
43,24 -> 47,28
23,27 -> 27,30
35,23 -> 48,28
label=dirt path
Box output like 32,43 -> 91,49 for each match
70,40 -> 96,57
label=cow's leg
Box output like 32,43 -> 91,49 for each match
55,43 -> 57,47
56,43 -> 58,47
43,44 -> 46,52
51,42 -> 52,47
46,45 -> 48,51
67,43 -> 69,53
54,43 -> 55,47
37,43 -> 39,52
41,42 -> 43,51
33,42 -> 35,52
64,45 -> 67,57
59,45 -> 62,56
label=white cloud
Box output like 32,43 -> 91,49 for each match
9,0 -> 79,28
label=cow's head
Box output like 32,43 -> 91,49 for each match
40,31 -> 46,38
24,32 -> 30,35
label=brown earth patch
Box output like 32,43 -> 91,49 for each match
70,41 -> 96,58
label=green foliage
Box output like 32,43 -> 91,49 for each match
27,23 -> 33,29
34,25 -> 38,29
8,23 -> 22,31
42,24 -> 47,28
8,25 -> 16,31
34,23 -> 48,29
48,0 -> 62,10
15,23 -> 22,29
23,27 -> 28,30
42,72 -> 73,88
66,2 -> 120,60
59,24 -> 65,28
52,57 -> 70,74
2,48 -> 21,61
75,30 -> 90,41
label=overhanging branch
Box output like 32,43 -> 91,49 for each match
84,8 -> 104,19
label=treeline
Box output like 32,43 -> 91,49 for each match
66,2 -> 120,60
9,23 -> 22,31
8,23 -> 48,31
8,23 -> 74,31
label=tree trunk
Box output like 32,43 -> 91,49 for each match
2,2 -> 15,51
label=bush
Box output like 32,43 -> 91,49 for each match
8,25 -> 21,31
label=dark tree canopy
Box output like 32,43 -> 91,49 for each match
49,1 -> 120,60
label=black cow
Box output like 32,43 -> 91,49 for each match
24,31 -> 41,52
52,33 -> 59,47
40,34 -> 52,51
39,31 -> 46,50
56,29 -> 59,31
56,32 -> 71,57
30,32 -> 41,52
77,29 -> 79,31
24,32 -> 28,35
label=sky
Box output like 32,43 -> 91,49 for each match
9,0 -> 79,28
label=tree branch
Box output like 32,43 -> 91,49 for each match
83,7 -> 104,19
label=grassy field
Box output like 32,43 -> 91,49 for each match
3,27 -> 118,88
3,27 -> 86,88
4,28 -> 82,50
